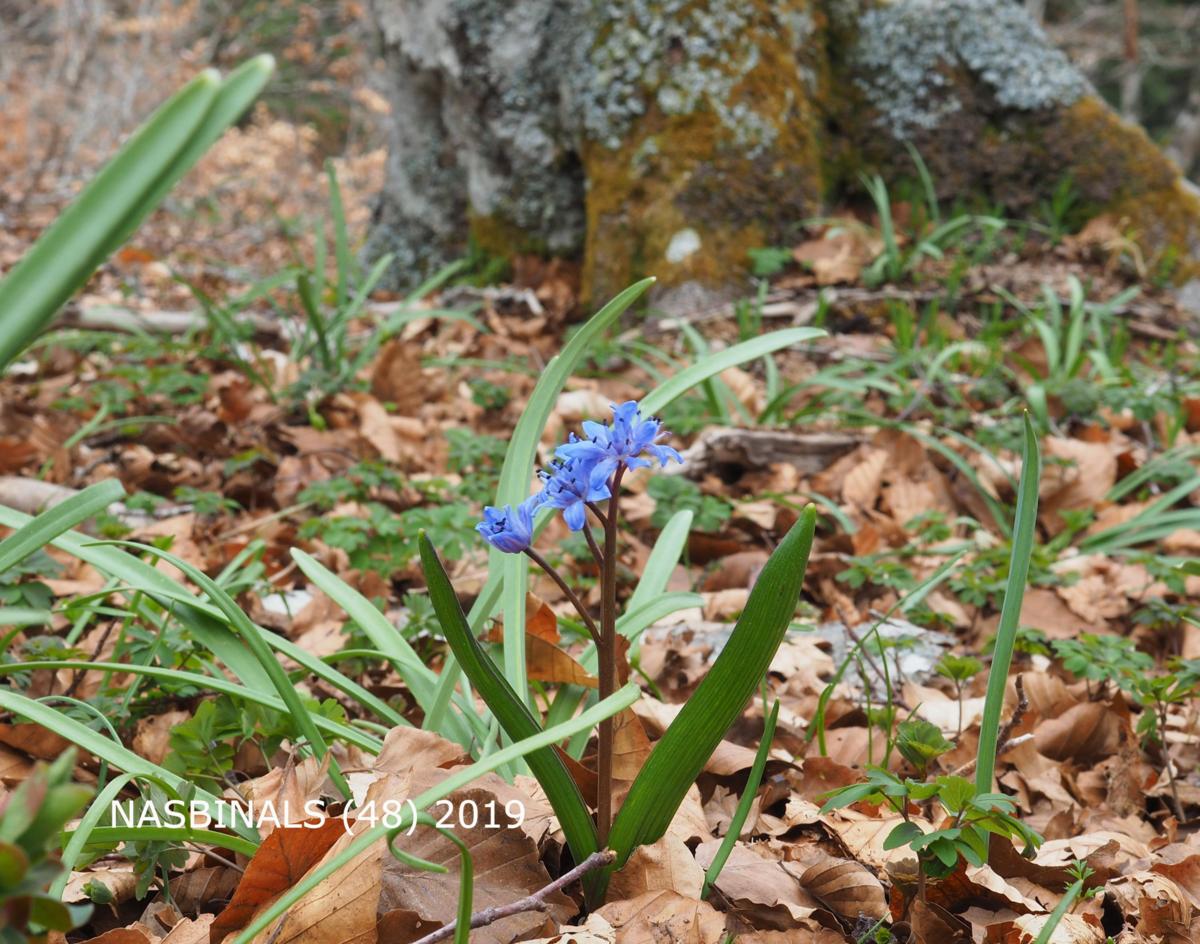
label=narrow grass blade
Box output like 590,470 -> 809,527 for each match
975,414 -> 1040,799
639,328 -> 824,416
292,549 -> 480,746
101,543 -> 351,799
702,698 -> 778,899
0,689 -> 244,836
71,827 -> 259,858
607,506 -> 817,874
0,479 -> 124,574
0,661 -> 380,752
419,533 -> 598,868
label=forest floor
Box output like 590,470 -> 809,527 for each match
5,47 -> 1200,944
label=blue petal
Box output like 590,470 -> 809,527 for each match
563,502 -> 586,531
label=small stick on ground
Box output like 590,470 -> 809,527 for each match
952,674 -> 1031,778
410,850 -> 616,944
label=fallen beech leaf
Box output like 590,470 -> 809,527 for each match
1034,701 -> 1123,764
593,889 -> 727,943
795,853 -> 887,922
525,633 -> 597,688
612,708 -> 652,781
910,896 -> 971,942
161,916 -> 215,944
379,787 -> 573,944
208,819 -> 344,944
526,593 -> 560,642
75,928 -> 156,944
607,833 -> 703,901
169,866 -> 240,917
133,710 -> 191,767
694,841 -> 819,928
63,867 -> 139,905
985,912 -> 1105,943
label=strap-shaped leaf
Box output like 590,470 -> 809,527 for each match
0,479 -> 123,574
0,56 -> 274,371
975,413 -> 1040,798
606,505 -> 817,872
419,532 -> 598,867
0,73 -> 217,369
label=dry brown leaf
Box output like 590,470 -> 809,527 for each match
794,853 -> 887,922
525,634 -> 597,688
209,820 -> 345,944
378,787 -> 573,944
355,394 -> 402,462
169,866 -> 241,917
133,711 -> 192,767
694,841 -> 819,929
1034,701 -> 1124,764
74,928 -> 157,944
161,916 -> 215,944
1039,437 -> 1117,533
985,912 -> 1106,943
607,834 -> 704,901
526,592 -> 560,643
593,889 -> 727,943
842,449 -> 889,509
64,867 -> 139,905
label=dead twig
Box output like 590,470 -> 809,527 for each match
410,850 -> 616,944
952,674 -> 1031,778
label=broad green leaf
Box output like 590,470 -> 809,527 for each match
976,413 -> 1040,800
419,533 -> 598,869
606,506 -> 817,876
884,821 -> 925,851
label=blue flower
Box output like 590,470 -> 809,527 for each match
539,456 -> 610,530
475,498 -> 536,553
556,400 -> 682,484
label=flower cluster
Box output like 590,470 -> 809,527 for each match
476,400 -> 682,553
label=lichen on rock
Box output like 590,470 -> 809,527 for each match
853,0 -> 1088,139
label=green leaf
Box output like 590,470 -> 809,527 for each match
0,56 -> 273,372
0,479 -> 125,575
894,718 -> 953,770
419,532 -> 598,871
975,414 -> 1040,802
702,698 -> 779,898
883,821 -> 924,851
607,506 -> 817,874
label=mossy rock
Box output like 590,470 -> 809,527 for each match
368,0 -> 1200,306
